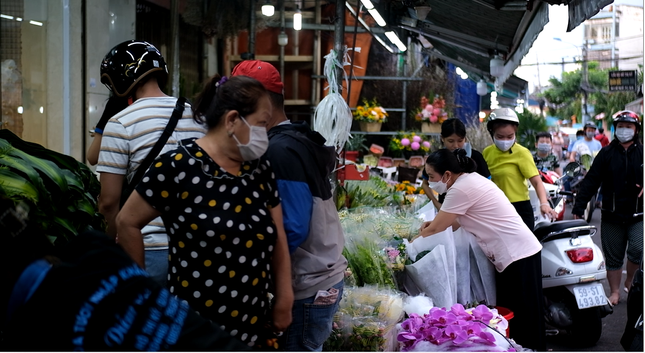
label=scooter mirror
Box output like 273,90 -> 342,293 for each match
564,162 -> 581,178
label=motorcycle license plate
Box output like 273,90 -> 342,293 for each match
573,283 -> 606,309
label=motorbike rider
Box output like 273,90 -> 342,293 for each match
482,108 -> 557,230
569,122 -> 602,163
572,110 -> 643,306
422,118 -> 490,210
533,131 -> 563,177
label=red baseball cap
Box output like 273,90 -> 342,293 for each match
231,60 -> 284,95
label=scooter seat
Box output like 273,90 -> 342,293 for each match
534,220 -> 589,242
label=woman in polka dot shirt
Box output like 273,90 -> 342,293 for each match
116,75 -> 293,349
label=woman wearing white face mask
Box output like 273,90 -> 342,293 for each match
482,108 -> 556,230
116,74 -> 293,349
421,118 -> 490,210
572,110 -> 643,306
412,148 -> 545,351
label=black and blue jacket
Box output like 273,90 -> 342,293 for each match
265,121 -> 347,300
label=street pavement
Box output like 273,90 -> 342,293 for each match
544,197 -> 632,351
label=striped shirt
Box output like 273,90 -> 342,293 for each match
97,96 -> 207,249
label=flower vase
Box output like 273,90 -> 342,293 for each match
360,121 -> 382,132
421,122 -> 441,133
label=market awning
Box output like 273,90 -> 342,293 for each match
382,0 -> 549,87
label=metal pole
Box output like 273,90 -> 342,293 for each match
249,0 -> 256,56
170,0 -> 180,96
334,0 -> 345,93
611,4 -> 617,68
279,0 -> 285,79
310,0 -> 321,108
582,40 -> 589,125
346,2 -> 361,105
561,57 -> 565,79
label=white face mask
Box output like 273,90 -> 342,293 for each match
615,127 -> 635,143
494,138 -> 515,152
232,116 -> 269,161
537,143 -> 551,153
428,174 -> 450,194
586,131 -> 595,139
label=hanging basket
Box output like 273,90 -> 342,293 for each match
360,122 -> 382,132
421,122 -> 441,133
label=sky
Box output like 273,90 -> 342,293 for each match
513,0 -> 644,94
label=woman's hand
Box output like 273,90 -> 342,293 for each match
271,296 -> 293,333
540,203 -> 558,220
420,221 -> 432,232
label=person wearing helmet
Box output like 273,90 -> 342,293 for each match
573,110 -> 643,306
569,122 -> 602,163
95,40 -> 207,286
482,108 -> 557,231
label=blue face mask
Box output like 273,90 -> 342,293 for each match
577,136 -> 583,141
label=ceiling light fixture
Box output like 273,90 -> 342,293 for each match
261,0 -> 274,17
384,31 -> 407,52
293,5 -> 302,31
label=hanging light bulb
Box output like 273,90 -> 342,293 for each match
490,54 -> 504,78
261,0 -> 274,16
278,30 -> 288,46
476,79 -> 488,96
293,5 -> 302,31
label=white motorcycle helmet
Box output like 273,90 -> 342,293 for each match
486,108 -> 520,136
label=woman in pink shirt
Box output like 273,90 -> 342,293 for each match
412,148 -> 545,351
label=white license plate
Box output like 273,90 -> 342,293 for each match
573,282 -> 606,309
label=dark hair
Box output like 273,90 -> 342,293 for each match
535,131 -> 552,141
598,127 -> 604,133
268,91 -> 284,110
425,148 -> 477,175
576,130 -> 584,137
192,74 -> 268,129
441,118 -> 467,139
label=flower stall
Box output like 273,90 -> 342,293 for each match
354,98 -> 388,132
325,173 -> 527,352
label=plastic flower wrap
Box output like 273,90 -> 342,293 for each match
353,98 -> 388,123
397,304 -> 520,352
324,286 -> 404,351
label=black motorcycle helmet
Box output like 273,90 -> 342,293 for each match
612,110 -> 641,130
100,40 -> 168,97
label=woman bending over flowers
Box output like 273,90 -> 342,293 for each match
411,148 -> 545,351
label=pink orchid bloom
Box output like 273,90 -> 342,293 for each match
445,324 -> 470,345
472,305 -> 494,323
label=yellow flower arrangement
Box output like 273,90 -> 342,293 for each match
394,181 -> 425,195
353,98 -> 388,123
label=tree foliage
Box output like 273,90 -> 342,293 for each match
517,110 -> 547,151
540,62 -> 642,125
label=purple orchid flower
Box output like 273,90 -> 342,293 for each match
450,303 -> 472,321
472,304 -> 494,323
445,324 -> 470,345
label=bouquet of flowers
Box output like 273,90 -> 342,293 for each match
395,180 -> 425,195
324,286 -> 404,351
414,95 -> 449,124
397,304 -> 518,352
389,132 -> 432,155
353,98 -> 388,123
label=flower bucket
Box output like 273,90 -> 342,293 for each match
344,150 -> 359,162
409,156 -> 425,168
421,122 -> 441,133
397,166 -> 420,183
392,158 -> 406,167
495,306 -> 514,337
360,122 -> 382,132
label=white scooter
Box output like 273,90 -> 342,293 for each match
529,188 -> 612,345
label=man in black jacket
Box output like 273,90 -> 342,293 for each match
573,110 -> 643,306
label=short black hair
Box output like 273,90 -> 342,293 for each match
598,127 -> 604,133
576,130 -> 584,137
535,132 -> 552,141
